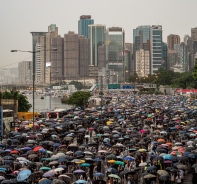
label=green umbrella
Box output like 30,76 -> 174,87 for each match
148,114 -> 152,118
80,163 -> 90,167
39,167 -> 51,171
107,154 -> 117,159
114,161 -> 124,166
47,151 -> 53,154
97,134 -> 103,137
46,158 -> 54,161
108,174 -> 120,179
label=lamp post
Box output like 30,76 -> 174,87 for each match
11,48 -> 57,132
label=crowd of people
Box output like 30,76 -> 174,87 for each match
0,93 -> 197,184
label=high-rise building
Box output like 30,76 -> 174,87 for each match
64,32 -> 89,80
150,25 -> 163,74
162,42 -> 168,69
98,44 -> 106,69
136,49 -> 150,77
133,26 -> 150,73
167,50 -> 179,70
50,36 -> 64,82
78,15 -> 94,38
184,35 -> 190,45
167,34 -> 180,50
18,61 -> 32,84
35,43 -> 41,82
30,32 -> 47,81
106,27 -> 125,83
88,24 -> 106,66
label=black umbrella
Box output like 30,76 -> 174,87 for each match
107,167 -> 118,174
159,175 -> 170,181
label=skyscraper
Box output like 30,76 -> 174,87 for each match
167,34 -> 180,50
64,32 -> 89,80
133,26 -> 150,74
88,24 -> 106,66
78,15 -> 94,38
150,25 -> 163,74
106,27 -> 125,83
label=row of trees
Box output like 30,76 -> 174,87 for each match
129,60 -> 197,89
0,90 -> 31,112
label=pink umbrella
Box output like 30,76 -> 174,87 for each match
140,129 -> 146,133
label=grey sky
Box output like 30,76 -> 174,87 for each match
0,0 -> 196,68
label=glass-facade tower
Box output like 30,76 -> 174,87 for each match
106,27 -> 125,83
78,15 -> 94,38
88,24 -> 106,66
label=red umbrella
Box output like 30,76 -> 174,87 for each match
89,127 -> 94,131
33,146 -> 43,152
10,150 -> 19,154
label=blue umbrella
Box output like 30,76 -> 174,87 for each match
22,147 -> 32,151
58,158 -> 67,162
43,171 -> 55,178
76,180 -> 87,184
17,169 -> 31,182
53,143 -> 61,147
163,154 -> 172,160
94,172 -> 104,177
124,156 -> 135,162
58,165 -> 67,169
39,179 -> 52,184
188,154 -> 195,159
93,158 -> 102,162
39,148 -> 47,153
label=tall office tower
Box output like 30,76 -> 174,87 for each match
167,34 -> 180,50
35,43 -> 41,82
174,43 -> 189,72
162,42 -> 168,69
51,36 -> 64,82
30,32 -> 47,81
191,28 -> 197,66
133,26 -> 151,73
44,24 -> 59,83
184,35 -> 190,45
105,27 -> 125,83
88,24 -> 106,66
18,61 -> 32,84
79,35 -> 89,77
64,32 -> 89,80
98,44 -> 106,69
150,25 -> 163,74
78,15 -> 94,38
135,49 -> 150,78
125,43 -> 133,76
167,50 -> 179,70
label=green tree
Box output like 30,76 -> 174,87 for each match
66,91 -> 91,107
69,81 -> 83,90
1,90 -> 31,112
129,72 -> 139,83
192,59 -> 197,88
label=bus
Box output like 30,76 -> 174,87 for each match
47,108 -> 69,119
3,109 -> 14,132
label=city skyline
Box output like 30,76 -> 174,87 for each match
1,0 -> 197,68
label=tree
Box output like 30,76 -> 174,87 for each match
1,90 -> 31,112
69,81 -> 83,90
66,91 -> 91,107
129,72 -> 138,83
192,59 -> 197,88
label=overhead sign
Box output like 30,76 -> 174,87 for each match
0,106 -> 3,137
108,84 -> 120,89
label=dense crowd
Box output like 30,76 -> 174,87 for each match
0,94 -> 197,184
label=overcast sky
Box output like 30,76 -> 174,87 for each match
0,0 -> 197,68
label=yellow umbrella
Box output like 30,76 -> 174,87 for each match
107,160 -> 116,163
138,149 -> 147,152
76,160 -> 85,164
106,121 -> 113,125
28,123 -> 33,128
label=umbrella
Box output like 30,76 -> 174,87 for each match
124,156 -> 135,161
143,174 -> 156,179
107,168 -> 118,174
114,161 -> 124,166
107,160 -> 116,164
80,163 -> 90,167
43,171 -> 55,177
108,174 -> 120,179
39,179 -> 52,184
39,167 -> 51,171
33,146 -> 43,152
139,162 -> 147,167
163,154 -> 172,160
58,158 -> 67,163
76,180 -> 87,184
107,154 -> 117,159
73,169 -> 85,174
94,172 -> 104,177
17,169 -> 31,182
177,164 -> 187,170
159,174 -> 170,181
93,158 -> 102,162
157,170 -> 169,176
146,165 -> 157,172
52,179 -> 65,184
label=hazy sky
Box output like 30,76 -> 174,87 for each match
0,0 -> 197,68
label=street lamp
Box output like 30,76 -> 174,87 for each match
11,48 -> 57,132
